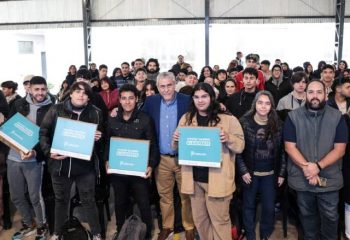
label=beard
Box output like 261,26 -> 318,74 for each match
147,68 -> 157,74
306,98 -> 326,110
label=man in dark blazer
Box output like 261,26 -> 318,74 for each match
143,72 -> 195,240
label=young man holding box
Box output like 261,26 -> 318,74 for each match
40,82 -> 103,240
105,84 -> 159,239
8,76 -> 52,240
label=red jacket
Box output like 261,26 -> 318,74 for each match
99,89 -> 119,111
235,69 -> 265,91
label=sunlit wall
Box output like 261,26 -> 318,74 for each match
210,23 -> 338,69
91,24 -> 205,75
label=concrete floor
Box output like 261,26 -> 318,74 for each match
0,185 -> 330,240
0,209 -> 300,240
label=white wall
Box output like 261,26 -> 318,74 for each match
0,31 -> 45,95
209,23 -> 336,69
91,24 -> 205,74
0,28 -> 84,96
44,28 -> 84,92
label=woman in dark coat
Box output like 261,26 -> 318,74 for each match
237,91 -> 286,240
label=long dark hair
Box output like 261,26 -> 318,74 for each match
186,82 -> 224,126
59,79 -> 69,91
100,76 -> 116,91
244,91 -> 280,137
140,80 -> 159,102
199,66 -> 213,82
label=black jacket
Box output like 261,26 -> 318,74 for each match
236,115 -> 286,179
104,110 -> 159,169
225,89 -> 258,119
327,93 -> 350,112
171,63 -> 181,76
40,99 -> 103,178
8,94 -> 22,111
0,91 -> 9,119
265,77 -> 293,106
90,69 -> 99,79
9,96 -> 53,162
328,96 -> 350,202
0,91 -> 9,175
343,115 -> 350,203
65,73 -> 76,86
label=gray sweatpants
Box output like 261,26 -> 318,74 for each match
7,160 -> 46,227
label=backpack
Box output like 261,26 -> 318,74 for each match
117,214 -> 147,240
60,216 -> 92,240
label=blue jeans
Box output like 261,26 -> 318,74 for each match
345,203 -> 350,239
296,190 -> 339,240
242,175 -> 276,240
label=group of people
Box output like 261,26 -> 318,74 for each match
0,52 -> 349,240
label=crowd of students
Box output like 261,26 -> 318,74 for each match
0,52 -> 349,240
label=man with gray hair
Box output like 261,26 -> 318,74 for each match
142,72 -> 195,240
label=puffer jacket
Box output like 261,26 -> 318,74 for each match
236,114 -> 286,180
40,99 -> 103,178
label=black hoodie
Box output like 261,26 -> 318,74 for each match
225,89 -> 258,119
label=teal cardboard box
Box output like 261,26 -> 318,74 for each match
0,113 -> 39,154
108,137 -> 149,177
179,127 -> 221,168
51,117 -> 97,160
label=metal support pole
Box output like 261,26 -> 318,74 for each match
82,0 -> 92,66
205,0 -> 210,66
334,0 -> 345,64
